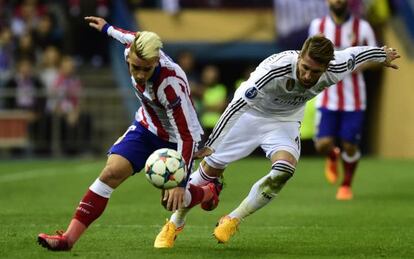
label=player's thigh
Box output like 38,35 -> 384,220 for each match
108,121 -> 177,174
339,111 -> 364,144
315,108 -> 340,139
204,113 -> 262,169
261,121 -> 301,164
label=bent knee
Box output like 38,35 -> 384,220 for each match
99,160 -> 133,188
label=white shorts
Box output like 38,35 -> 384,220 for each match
205,111 -> 301,169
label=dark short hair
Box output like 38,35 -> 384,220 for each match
300,35 -> 335,66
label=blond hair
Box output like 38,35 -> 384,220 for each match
300,35 -> 334,66
130,31 -> 163,60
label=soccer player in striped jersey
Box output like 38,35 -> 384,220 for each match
309,0 -> 378,200
156,35 -> 400,246
37,16 -> 220,251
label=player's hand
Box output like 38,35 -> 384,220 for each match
162,187 -> 185,211
194,146 -> 214,159
382,46 -> 401,69
84,16 -> 107,32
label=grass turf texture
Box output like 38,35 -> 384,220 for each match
0,157 -> 413,258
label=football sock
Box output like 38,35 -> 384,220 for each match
171,183 -> 214,226
65,179 -> 113,245
186,184 -> 213,208
171,166 -> 218,224
341,151 -> 360,187
170,208 -> 189,228
189,165 -> 217,186
229,160 -> 295,220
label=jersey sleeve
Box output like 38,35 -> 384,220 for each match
326,46 -> 386,84
103,24 -> 136,45
157,80 -> 197,185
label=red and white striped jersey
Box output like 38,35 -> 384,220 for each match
106,25 -> 203,166
309,15 -> 377,111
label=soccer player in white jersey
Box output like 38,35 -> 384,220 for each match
37,16 -> 222,251
155,35 -> 400,246
308,0 -> 378,200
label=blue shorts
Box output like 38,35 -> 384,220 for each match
316,108 -> 365,144
108,121 -> 177,174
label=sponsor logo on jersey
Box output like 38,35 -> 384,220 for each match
245,87 -> 258,99
273,95 -> 309,106
347,54 -> 356,70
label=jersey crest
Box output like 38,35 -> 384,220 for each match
347,54 -> 356,70
245,87 -> 258,99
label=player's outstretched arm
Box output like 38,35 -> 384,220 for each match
84,16 -> 136,45
84,16 -> 107,32
382,46 -> 401,69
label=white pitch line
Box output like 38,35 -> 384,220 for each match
0,161 -> 103,183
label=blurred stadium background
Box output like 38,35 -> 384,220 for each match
1,0 -> 413,159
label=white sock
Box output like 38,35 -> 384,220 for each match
189,165 -> 217,186
89,178 -> 114,198
170,207 -> 189,228
341,150 -> 361,163
229,161 -> 295,220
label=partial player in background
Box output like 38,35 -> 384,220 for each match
309,0 -> 378,200
181,36 -> 398,245
37,16 -> 221,251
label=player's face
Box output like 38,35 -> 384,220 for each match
127,52 -> 159,85
297,53 -> 327,88
328,0 -> 348,17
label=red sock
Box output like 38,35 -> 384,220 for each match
62,189 -> 109,246
73,189 -> 109,227
342,160 -> 359,186
186,184 -> 212,208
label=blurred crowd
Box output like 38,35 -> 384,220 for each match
0,0 -> 112,156
0,0 -> 395,157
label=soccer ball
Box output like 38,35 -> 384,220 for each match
145,148 -> 186,189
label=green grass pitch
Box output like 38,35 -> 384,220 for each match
1,157 -> 413,258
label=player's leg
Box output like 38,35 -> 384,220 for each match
314,108 -> 341,184
154,163 -> 225,248
155,112 -> 260,248
214,150 -> 297,243
180,161 -> 224,210
169,161 -> 224,226
38,154 -> 133,251
337,110 -> 364,200
38,122 -> 151,251
214,120 -> 300,243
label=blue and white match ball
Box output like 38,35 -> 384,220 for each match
145,148 -> 186,189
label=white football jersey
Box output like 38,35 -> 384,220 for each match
205,47 -> 386,150
309,15 -> 377,111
